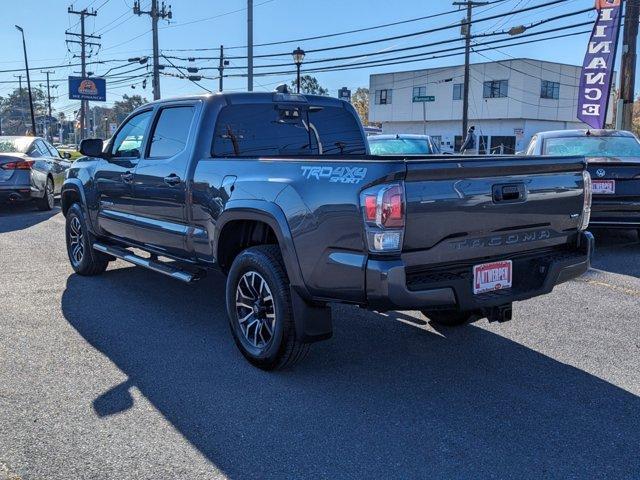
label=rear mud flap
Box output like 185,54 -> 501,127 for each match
290,288 -> 333,343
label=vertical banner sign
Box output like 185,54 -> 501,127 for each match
577,0 -> 623,129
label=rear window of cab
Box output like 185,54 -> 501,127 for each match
212,103 -> 367,157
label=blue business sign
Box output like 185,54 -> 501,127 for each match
68,76 -> 106,102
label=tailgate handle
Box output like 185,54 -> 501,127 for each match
493,184 -> 526,203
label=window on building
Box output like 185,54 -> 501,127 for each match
454,135 -> 463,153
149,106 -> 195,158
540,80 -> 560,100
412,86 -> 426,101
212,103 -> 367,157
490,136 -> 516,154
453,83 -> 463,100
483,80 -> 508,98
376,89 -> 392,105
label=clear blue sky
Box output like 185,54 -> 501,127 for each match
0,0 -> 621,119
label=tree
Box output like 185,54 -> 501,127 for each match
110,94 -> 148,124
290,75 -> 329,95
0,87 -> 49,136
351,87 -> 370,125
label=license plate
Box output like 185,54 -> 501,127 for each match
473,260 -> 512,295
592,179 -> 615,195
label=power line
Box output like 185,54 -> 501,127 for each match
221,2 -> 502,50
249,0 -> 571,58
219,20 -> 592,78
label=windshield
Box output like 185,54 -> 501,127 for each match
369,138 -> 433,156
0,138 -> 31,154
543,136 -> 640,157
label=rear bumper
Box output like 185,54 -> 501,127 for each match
365,231 -> 593,311
0,185 -> 39,203
590,198 -> 640,227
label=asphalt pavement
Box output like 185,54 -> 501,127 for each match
0,202 -> 639,479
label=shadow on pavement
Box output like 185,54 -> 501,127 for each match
61,266 -> 640,479
591,228 -> 640,278
0,202 -> 61,234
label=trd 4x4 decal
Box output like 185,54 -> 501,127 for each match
300,166 -> 367,184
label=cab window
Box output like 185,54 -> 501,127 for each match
212,103 -> 367,157
111,110 -> 153,158
148,106 -> 195,158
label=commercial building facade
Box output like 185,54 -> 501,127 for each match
369,58 -> 612,153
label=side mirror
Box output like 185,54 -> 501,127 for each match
79,138 -> 108,159
62,151 -> 72,159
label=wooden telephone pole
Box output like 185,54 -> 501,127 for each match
453,1 -> 488,139
67,6 -> 100,140
133,0 -> 172,100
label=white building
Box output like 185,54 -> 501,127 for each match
369,58 -> 613,153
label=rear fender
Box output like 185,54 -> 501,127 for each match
215,200 -> 332,344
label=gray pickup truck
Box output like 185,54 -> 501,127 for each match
62,88 -> 593,370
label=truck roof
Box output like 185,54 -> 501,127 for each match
141,91 -> 349,109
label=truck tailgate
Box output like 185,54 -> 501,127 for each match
402,156 -> 586,264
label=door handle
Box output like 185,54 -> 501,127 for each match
164,174 -> 182,186
121,172 -> 134,184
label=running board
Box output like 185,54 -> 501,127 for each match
93,243 -> 198,283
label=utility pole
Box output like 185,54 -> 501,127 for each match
67,6 -> 100,140
13,75 -> 25,128
453,1 -> 488,139
41,70 -> 54,142
247,0 -> 253,91
620,0 -> 639,131
133,0 -> 172,100
218,45 -> 229,92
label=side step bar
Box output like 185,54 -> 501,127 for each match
93,243 -> 198,283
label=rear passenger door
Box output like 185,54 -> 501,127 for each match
132,102 -> 198,257
43,141 -> 70,192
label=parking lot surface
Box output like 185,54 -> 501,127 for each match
1,203 -> 639,479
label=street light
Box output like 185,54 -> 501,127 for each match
292,46 -> 305,94
15,25 -> 37,137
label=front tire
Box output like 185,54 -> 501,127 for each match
226,245 -> 309,370
65,203 -> 109,276
422,309 -> 475,327
36,177 -> 55,211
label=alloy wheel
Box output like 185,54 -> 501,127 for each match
46,180 -> 54,208
69,216 -> 84,265
235,271 -> 276,350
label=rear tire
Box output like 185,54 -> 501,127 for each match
36,177 -> 54,211
65,203 -> 109,276
226,245 -> 309,370
422,309 -> 475,327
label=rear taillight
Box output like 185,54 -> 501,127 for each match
360,183 -> 405,253
1,160 -> 33,170
579,170 -> 592,231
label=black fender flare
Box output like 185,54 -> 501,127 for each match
60,179 -> 97,234
214,199 -> 308,296
215,200 -> 332,344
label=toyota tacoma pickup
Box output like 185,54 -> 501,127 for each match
62,88 -> 593,370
